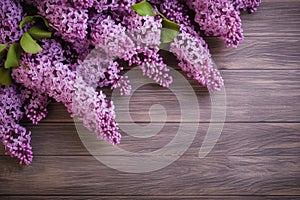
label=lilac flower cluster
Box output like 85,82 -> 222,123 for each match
78,53 -> 131,95
12,39 -> 121,144
0,85 -> 32,165
0,0 -> 24,44
152,0 -> 224,91
0,85 -> 50,164
31,0 -> 89,43
232,0 -> 262,13
170,32 -> 224,91
187,0 -> 243,47
0,0 -> 260,164
0,0 -> 51,164
89,12 -> 173,87
186,0 -> 261,47
70,0 -> 94,9
23,90 -> 50,125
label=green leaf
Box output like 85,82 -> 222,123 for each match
161,27 -> 179,43
20,32 -> 43,54
20,16 -> 35,30
0,44 -> 7,53
160,18 -> 180,43
132,0 -> 156,16
4,43 -> 21,69
28,25 -> 52,40
0,44 -> 7,60
20,15 -> 49,30
162,18 -> 180,31
0,68 -> 12,85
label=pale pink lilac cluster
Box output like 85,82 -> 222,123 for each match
186,0 -> 261,47
0,0 -> 260,164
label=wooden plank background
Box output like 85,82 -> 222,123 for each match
1,0 -> 300,199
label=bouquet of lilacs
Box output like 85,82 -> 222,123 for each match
0,0 -> 260,165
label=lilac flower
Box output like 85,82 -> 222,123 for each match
126,14 -> 173,87
232,0 -> 261,13
72,77 -> 120,144
129,47 -> 173,87
89,13 -> 173,87
12,39 -> 121,144
187,0 -> 243,47
0,1 -> 34,164
0,0 -> 25,44
126,14 -> 162,49
170,31 -> 224,92
23,89 -> 50,124
155,0 -> 224,91
78,53 -> 132,96
150,0 -> 190,27
89,14 -> 135,59
70,0 -> 94,9
109,0 -> 137,24
0,85 -> 33,165
31,0 -> 89,43
93,0 -> 119,12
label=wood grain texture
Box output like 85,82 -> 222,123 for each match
1,0 -> 300,199
206,37 -> 300,70
0,156 -> 299,195
1,123 -> 299,156
241,0 -> 300,37
1,196 -> 299,200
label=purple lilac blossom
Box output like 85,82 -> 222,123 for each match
0,85 -> 33,165
93,0 -> 119,12
78,52 -> 132,96
30,0 -> 89,43
89,13 -> 173,87
72,76 -> 120,144
232,0 -> 261,13
0,0 -> 42,165
0,0 -> 25,45
155,0 -> 224,91
70,0 -> 94,9
126,14 -> 173,87
23,89 -> 50,124
170,31 -> 224,91
109,0 -> 138,26
12,39 -> 121,144
187,0 -> 243,47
